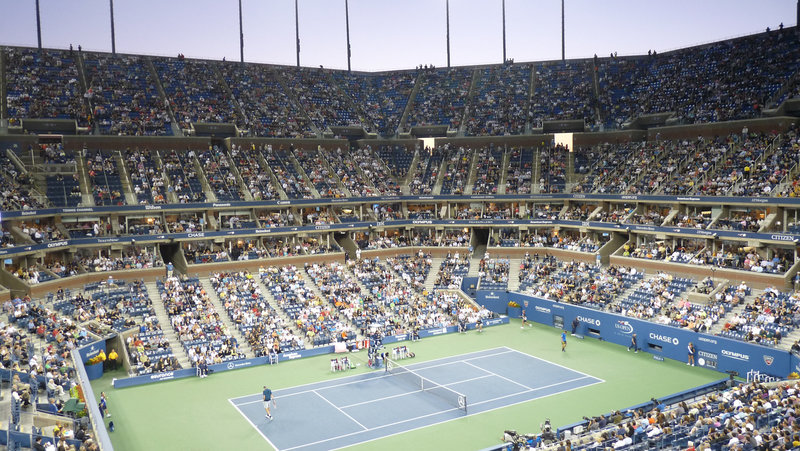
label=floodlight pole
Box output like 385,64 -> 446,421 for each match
238,0 -> 244,62
345,0 -> 351,72
295,0 -> 301,67
561,0 -> 565,61
502,0 -> 506,63
446,0 -> 451,68
109,0 -> 116,54
35,0 -> 42,50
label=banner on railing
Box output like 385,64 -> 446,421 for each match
477,291 -> 790,378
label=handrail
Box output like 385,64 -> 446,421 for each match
71,347 -> 114,451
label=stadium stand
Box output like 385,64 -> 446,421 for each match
4,48 -> 90,127
406,67 -> 472,130
153,57 -> 241,130
5,22 -> 800,451
530,60 -> 596,129
220,63 -> 312,138
339,72 -> 416,136
282,67 -> 361,131
83,53 -> 171,136
465,64 -> 531,136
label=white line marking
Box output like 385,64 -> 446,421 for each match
338,374 -> 494,409
501,346 -> 607,383
471,375 -> 594,406
402,349 -> 515,373
313,390 -> 368,431
232,345 -> 606,451
463,360 -> 533,391
293,375 -> 603,451
233,348 -> 515,406
328,377 -> 606,451
229,346 -> 510,402
227,397 -> 279,451
280,403 -> 466,451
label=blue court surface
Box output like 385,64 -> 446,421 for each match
229,346 -> 603,451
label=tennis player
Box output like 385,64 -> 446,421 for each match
561,330 -> 567,352
263,386 -> 276,420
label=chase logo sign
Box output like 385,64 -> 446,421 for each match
577,316 -> 600,327
649,333 -> 679,345
614,320 -> 634,334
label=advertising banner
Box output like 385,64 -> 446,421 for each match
498,292 -> 791,378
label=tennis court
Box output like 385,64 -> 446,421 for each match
229,346 -> 604,451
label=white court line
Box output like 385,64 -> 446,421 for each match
327,376 -> 605,451
501,346 -> 607,383
313,390 -> 368,431
293,375 -> 602,451
470,375 -> 595,407
463,360 -> 534,391
338,374 -> 494,409
229,346 -> 511,403
231,345 -> 605,450
232,348 -> 515,407
401,349 -> 515,373
227,398 -> 279,451
281,402 -> 467,451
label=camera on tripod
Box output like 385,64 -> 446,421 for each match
540,418 -> 556,442
503,430 -> 538,450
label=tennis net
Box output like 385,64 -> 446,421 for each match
385,358 -> 467,414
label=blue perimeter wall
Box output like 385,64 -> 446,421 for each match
477,290 -> 800,379
111,318 -> 508,389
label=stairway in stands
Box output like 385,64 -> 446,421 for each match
144,280 -> 192,369
298,265 -> 364,341
606,273 -> 654,312
255,271 -> 313,350
707,286 -> 760,336
198,277 -> 255,359
424,257 -> 445,292
467,244 -> 486,288
507,257 -> 522,292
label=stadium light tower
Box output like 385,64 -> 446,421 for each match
345,0 -> 352,72
502,0 -> 506,63
446,0 -> 451,68
109,0 -> 116,54
561,0 -> 565,61
35,0 -> 42,50
238,0 -> 244,62
295,0 -> 301,67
